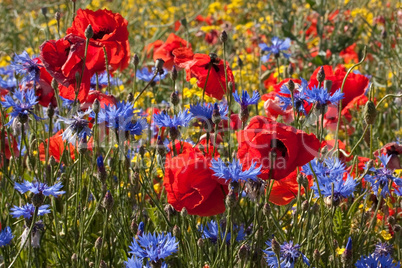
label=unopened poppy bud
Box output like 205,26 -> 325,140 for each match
324,80 -> 332,92
130,220 -> 138,234
212,103 -> 221,124
41,7 -> 48,17
394,224 -> 401,232
71,253 -> 78,262
296,173 -> 305,185
238,244 -> 250,260
197,238 -> 204,247
47,104 -> 55,119
313,249 -> 321,262
51,78 -> 58,91
85,24 -> 94,39
180,18 -> 188,28
387,216 -> 396,226
287,79 -> 295,92
287,63 -> 294,76
381,28 -> 387,39
32,193 -> 45,207
173,225 -> 181,238
99,260 -> 108,268
364,100 -> 377,125
95,237 -> 102,250
220,30 -> 228,43
55,12 -> 61,22
102,191 -> 114,211
127,93 -> 134,103
237,56 -> 244,68
180,207 -> 188,218
302,200 -> 309,211
154,58 -> 165,74
164,204 -> 176,220
225,189 -> 236,208
262,203 -> 271,216
171,66 -> 178,81
49,155 -> 57,166
317,66 -> 325,83
132,54 -> 139,67
170,91 -> 179,106
271,238 -> 281,256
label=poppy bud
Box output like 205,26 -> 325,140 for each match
317,66 -> 325,83
364,100 -> 377,125
173,225 -> 181,238
47,104 -> 55,119
55,12 -> 61,21
271,238 -> 281,256
102,191 -> 114,211
367,159 -> 374,170
170,91 -> 179,106
313,249 -> 321,262
263,203 -> 271,216
32,193 -> 45,207
99,260 -> 108,268
180,18 -> 188,28
95,237 -> 102,250
154,58 -> 165,74
71,253 -> 78,262
387,216 -> 396,226
237,56 -> 244,68
164,204 -> 176,220
394,224 -> 401,232
312,203 -> 319,214
41,7 -> 48,17
225,189 -> 236,208
132,54 -> 139,67
220,30 -> 228,43
48,155 -> 57,167
85,24 -> 94,39
78,135 -> 88,154
180,207 -> 188,218
171,66 -> 178,81
212,103 -> 222,124
127,93 -> 134,103
238,244 -> 250,260
302,200 -> 309,211
197,238 -> 204,248
324,80 -> 332,92
89,262 -> 94,267
287,79 -> 295,93
130,220 -> 138,234
287,63 -> 294,76
51,78 -> 58,91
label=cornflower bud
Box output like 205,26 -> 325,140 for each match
170,91 -> 179,106
48,155 -> 57,167
302,200 -> 309,211
364,100 -> 377,125
197,238 -> 204,248
287,79 -> 295,93
85,24 -> 94,39
95,237 -> 102,250
102,191 -> 114,211
130,220 -> 138,234
367,159 -> 374,170
99,260 -> 108,268
225,189 -> 236,208
220,30 -> 228,43
71,253 -> 78,262
317,66 -> 325,83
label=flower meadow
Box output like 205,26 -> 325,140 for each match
0,0 -> 401,267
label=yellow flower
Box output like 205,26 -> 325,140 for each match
336,247 -> 345,255
380,230 -> 392,241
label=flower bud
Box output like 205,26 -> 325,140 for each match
220,30 -> 228,43
238,244 -> 250,260
209,53 -> 219,64
381,28 -> 387,39
85,24 -> 94,39
170,91 -> 179,106
47,104 -> 55,119
164,204 -> 176,220
394,224 -> 401,232
317,66 -> 325,83
197,238 -> 204,247
271,238 -> 281,256
102,191 -> 114,211
41,7 -> 48,17
180,207 -> 188,218
154,58 -> 165,74
312,203 -> 319,214
364,100 -> 377,125
387,216 -> 396,226
99,260 -> 108,268
71,253 -> 78,262
127,93 -> 134,103
130,220 -> 138,234
212,103 -> 222,124
55,12 -> 61,21
302,200 -> 309,211
313,249 -> 321,262
132,54 -> 139,67
324,80 -> 332,92
51,78 -> 58,91
237,56 -> 244,68
32,193 -> 45,207
48,155 -> 57,167
287,79 -> 295,92
139,145 -> 146,158
95,237 -> 102,250
263,203 -> 271,216
173,225 -> 181,238
225,189 -> 236,208
287,63 -> 294,76
171,66 -> 178,81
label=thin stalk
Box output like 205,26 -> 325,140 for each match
133,73 -> 158,104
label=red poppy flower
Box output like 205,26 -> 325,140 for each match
39,130 -> 76,162
58,71 -> 91,103
0,130 -> 19,167
340,43 -> 359,64
262,92 -> 294,124
81,90 -> 117,111
374,142 -> 402,170
172,47 -> 194,69
34,57 -> 57,107
237,116 -> 320,180
153,33 -> 191,70
268,169 -> 313,206
67,9 -> 130,73
308,65 -> 370,107
163,142 -> 226,216
184,53 -> 235,100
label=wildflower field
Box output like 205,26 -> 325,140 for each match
0,0 -> 401,267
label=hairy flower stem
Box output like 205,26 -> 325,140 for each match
8,207 -> 38,268
133,73 -> 157,104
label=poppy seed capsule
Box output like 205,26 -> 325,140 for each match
317,66 -> 325,83
85,24 -> 94,39
220,30 -> 228,43
364,100 -> 377,125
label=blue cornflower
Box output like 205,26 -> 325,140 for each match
259,37 -> 291,62
233,90 -> 260,108
364,154 -> 402,198
311,174 -> 357,203
345,236 -> 352,251
58,110 -> 92,144
128,232 -> 178,263
278,78 -> 309,114
0,88 -> 41,125
15,180 -> 65,197
96,101 -> 134,130
263,240 -> 310,268
136,67 -> 167,82
10,51 -> 41,84
0,226 -> 13,247
198,220 -> 245,244
127,118 -> 148,136
302,157 -> 346,179
305,84 -> 344,109
124,256 -> 143,268
153,109 -> 193,128
0,75 -> 17,90
189,102 -> 228,122
10,203 -> 51,219
210,158 -> 262,183
59,96 -> 75,108
90,71 -> 122,89
374,242 -> 394,258
355,254 -> 400,268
